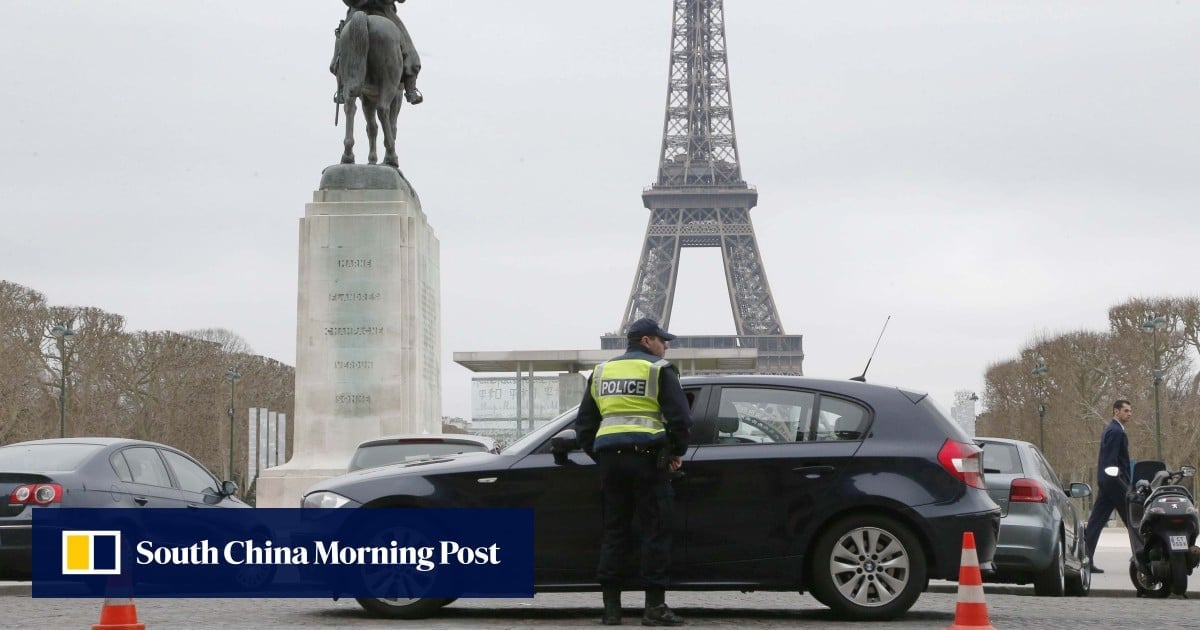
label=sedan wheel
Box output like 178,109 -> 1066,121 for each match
809,515 -> 926,621
1065,549 -> 1094,595
356,596 -> 455,619
352,513 -> 454,619
1033,538 -> 1065,596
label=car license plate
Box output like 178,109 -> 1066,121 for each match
1170,535 -> 1188,551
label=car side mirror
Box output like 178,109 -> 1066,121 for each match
221,480 -> 239,497
1068,482 -> 1091,499
551,429 -> 580,466
1181,465 -> 1196,478
1103,466 -> 1119,478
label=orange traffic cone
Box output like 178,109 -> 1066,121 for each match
92,597 -> 146,630
947,531 -> 995,630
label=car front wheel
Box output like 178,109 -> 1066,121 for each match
355,596 -> 455,619
808,514 -> 926,621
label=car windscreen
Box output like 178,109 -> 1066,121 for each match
981,442 -> 1023,474
349,442 -> 486,471
0,443 -> 105,472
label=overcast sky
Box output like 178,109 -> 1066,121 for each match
3,1 -> 1199,421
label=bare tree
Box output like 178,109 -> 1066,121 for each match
0,281 -> 295,489
182,328 -> 256,355
984,296 -> 1200,486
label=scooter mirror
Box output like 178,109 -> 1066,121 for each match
1181,465 -> 1196,478
1103,466 -> 1120,477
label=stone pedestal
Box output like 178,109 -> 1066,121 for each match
256,165 -> 440,507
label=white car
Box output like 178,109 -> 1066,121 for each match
346,434 -> 499,472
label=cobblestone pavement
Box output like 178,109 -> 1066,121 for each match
0,588 -> 1196,629
3,529 -> 1193,629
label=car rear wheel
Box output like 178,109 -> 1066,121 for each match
808,514 -> 926,621
1033,538 -> 1065,596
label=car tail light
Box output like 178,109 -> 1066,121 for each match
8,483 -> 63,505
1009,478 -> 1047,503
937,439 -> 986,490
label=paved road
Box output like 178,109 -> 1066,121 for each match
2,529 -> 1195,629
0,589 -> 1196,629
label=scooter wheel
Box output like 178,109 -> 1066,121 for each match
1129,559 -> 1170,598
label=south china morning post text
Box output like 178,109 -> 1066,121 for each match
31,508 -> 534,598
133,538 -> 501,573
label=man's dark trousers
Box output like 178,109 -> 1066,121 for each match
1084,478 -> 1131,563
594,450 -> 674,588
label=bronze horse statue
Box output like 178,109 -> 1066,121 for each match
332,10 -> 406,167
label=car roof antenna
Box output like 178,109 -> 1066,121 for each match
850,315 -> 891,382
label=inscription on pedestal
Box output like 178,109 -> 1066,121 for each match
335,392 -> 374,406
324,326 -> 385,336
329,291 -> 383,302
334,360 -> 375,369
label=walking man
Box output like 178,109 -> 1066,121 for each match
1083,399 -> 1133,573
575,318 -> 693,626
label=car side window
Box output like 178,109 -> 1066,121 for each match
713,387 -> 815,444
812,396 -> 870,442
121,447 -> 173,488
161,449 -> 220,496
110,452 -> 134,482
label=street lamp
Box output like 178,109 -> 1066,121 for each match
50,323 -> 76,438
1141,315 -> 1167,461
1031,361 -> 1048,450
225,368 -> 241,483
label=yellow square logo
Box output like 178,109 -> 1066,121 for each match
61,530 -> 122,575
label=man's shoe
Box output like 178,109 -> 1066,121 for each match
1091,566 -> 1105,574
641,603 -> 685,627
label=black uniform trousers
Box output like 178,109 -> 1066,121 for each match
593,449 -> 674,589
1084,478 -> 1131,562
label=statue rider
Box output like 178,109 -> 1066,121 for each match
332,0 -> 423,105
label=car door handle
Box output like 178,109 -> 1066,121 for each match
792,465 -> 835,477
133,497 -> 148,506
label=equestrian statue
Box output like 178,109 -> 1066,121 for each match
330,0 -> 423,168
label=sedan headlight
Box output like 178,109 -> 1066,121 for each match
302,491 -> 358,509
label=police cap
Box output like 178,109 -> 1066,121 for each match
626,317 -> 677,342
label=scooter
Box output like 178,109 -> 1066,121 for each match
1105,462 -> 1200,597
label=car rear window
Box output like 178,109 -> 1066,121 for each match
0,443 -> 104,471
917,397 -> 972,442
981,442 -> 1023,474
349,442 -> 487,471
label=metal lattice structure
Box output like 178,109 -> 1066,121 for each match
617,0 -> 793,354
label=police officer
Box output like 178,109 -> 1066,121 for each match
575,317 -> 692,627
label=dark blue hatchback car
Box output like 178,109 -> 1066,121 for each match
303,375 -> 1001,621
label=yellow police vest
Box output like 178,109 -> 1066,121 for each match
592,357 -> 672,441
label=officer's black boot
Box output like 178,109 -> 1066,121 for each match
642,589 -> 684,626
601,588 -> 622,625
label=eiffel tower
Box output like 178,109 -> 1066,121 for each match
602,0 -> 803,374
